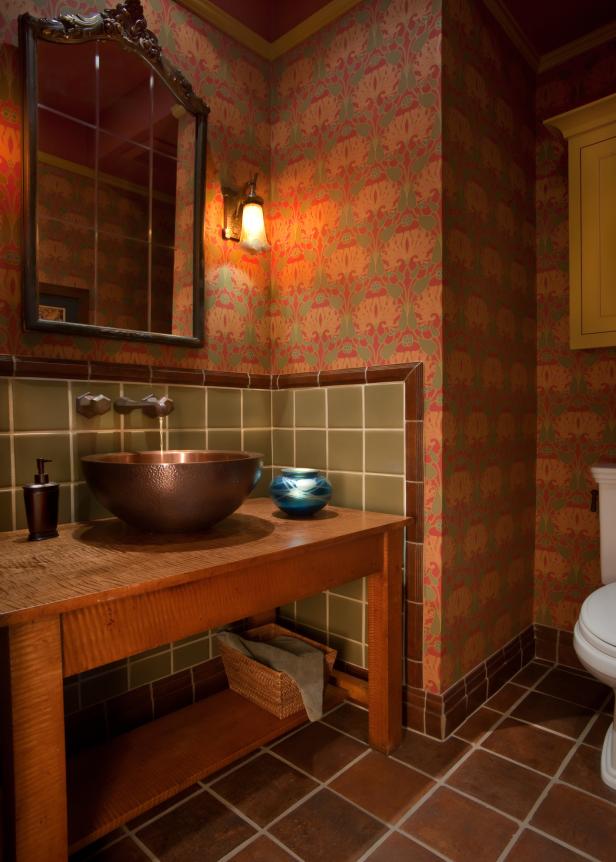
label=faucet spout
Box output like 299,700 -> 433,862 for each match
114,394 -> 174,418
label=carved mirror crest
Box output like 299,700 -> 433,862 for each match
19,0 -> 209,346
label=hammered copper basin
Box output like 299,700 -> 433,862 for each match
81,450 -> 263,533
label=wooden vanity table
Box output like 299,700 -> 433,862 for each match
0,499 -> 406,861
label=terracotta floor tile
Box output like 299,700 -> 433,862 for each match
271,722 -> 366,781
510,691 -> 594,739
392,729 -> 470,778
271,788 -> 386,862
401,786 -> 517,862
511,661 -> 551,688
531,783 -> 616,861
330,750 -> 435,823
536,668 -> 610,710
137,790 -> 256,861
366,832 -> 443,860
446,749 -> 548,819
211,752 -> 317,826
584,711 -> 613,748
228,835 -> 295,861
481,716 -> 574,775
561,744 -> 616,804
454,707 -> 502,743
487,684 -> 527,713
322,703 -> 369,743
129,785 -> 202,829
505,829 -> 587,861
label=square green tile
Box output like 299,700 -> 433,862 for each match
295,388 -> 325,428
278,602 -> 295,621
71,382 -> 120,431
208,429 -> 242,450
0,490 -> 13,532
80,666 -> 128,707
13,380 -> 69,432
365,383 -> 404,428
295,593 -> 327,631
16,483 -> 72,528
327,386 -> 362,428
243,389 -> 271,428
74,483 -> 113,522
328,635 -> 364,668
168,429 -> 206,450
328,430 -> 362,472
272,390 -> 293,427
365,475 -> 405,515
124,430 -> 161,452
330,577 -> 364,601
365,430 -> 405,475
272,429 -> 293,466
0,436 -> 11,487
73,431 -> 121,480
295,430 -> 326,470
120,384 -> 164,429
0,379 -> 10,432
328,472 -> 363,509
168,386 -> 205,430
173,637 -> 210,671
329,594 -> 363,641
250,466 -> 272,498
129,651 -> 171,688
207,388 -> 241,428
14,434 -> 71,484
243,429 -> 272,464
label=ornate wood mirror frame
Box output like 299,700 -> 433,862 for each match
19,0 -> 209,347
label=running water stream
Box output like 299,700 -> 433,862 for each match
159,416 -> 165,458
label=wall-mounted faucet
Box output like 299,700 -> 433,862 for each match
76,392 -> 112,418
114,394 -> 175,418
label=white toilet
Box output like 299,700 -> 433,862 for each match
574,462 -> 616,788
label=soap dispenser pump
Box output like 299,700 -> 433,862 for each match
23,458 -> 59,541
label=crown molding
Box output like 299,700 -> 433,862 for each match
544,91 -> 616,139
538,20 -> 616,72
268,0 -> 362,59
178,0 -> 362,61
178,0 -> 274,59
481,0 -> 539,70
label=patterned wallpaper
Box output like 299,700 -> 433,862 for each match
534,40 -> 616,630
270,0 -> 445,690
0,0 -> 271,372
440,0 -> 536,689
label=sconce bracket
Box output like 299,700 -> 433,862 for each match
222,187 -> 242,242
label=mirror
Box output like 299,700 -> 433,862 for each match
19,0 -> 209,346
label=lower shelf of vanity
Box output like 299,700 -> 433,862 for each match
67,685 -> 345,852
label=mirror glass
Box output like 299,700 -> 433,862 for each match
22,3 -> 207,346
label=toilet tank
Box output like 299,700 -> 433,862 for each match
591,463 -> 616,584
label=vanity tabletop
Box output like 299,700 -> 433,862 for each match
0,498 -> 408,625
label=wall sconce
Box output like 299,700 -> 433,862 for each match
222,174 -> 270,252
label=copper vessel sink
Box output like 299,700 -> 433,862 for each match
81,450 -> 263,533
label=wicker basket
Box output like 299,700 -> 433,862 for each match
217,623 -> 336,719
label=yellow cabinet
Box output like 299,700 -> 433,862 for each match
547,93 -> 616,349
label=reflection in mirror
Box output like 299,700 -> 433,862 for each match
21,1 -> 208,346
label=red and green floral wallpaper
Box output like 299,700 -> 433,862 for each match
439,0 -> 536,689
270,0 -> 445,691
534,40 -> 616,631
0,0 -> 271,371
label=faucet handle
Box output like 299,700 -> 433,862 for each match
76,392 -> 112,419
142,394 -> 174,418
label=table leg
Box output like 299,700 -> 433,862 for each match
367,528 -> 403,753
0,618 -> 68,861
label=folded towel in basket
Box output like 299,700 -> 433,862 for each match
216,631 -> 326,720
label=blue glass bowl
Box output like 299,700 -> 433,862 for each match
269,468 -> 332,517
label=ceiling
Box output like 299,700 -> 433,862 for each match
194,0 -> 616,64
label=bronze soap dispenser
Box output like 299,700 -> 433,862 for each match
23,458 -> 59,541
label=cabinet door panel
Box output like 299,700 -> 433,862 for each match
580,135 -> 616,335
